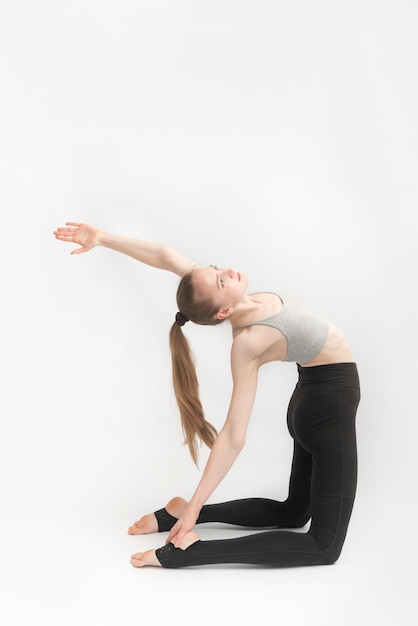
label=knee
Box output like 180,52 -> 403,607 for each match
319,548 -> 341,566
311,533 -> 345,565
309,497 -> 354,564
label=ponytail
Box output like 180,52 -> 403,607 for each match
169,270 -> 223,465
169,323 -> 217,465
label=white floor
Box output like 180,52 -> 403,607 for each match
1,430 -> 415,626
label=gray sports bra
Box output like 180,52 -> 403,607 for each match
232,292 -> 329,364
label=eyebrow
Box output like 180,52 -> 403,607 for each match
209,265 -> 221,290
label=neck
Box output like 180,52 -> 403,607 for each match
228,293 -> 265,328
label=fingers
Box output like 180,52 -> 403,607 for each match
172,534 -> 185,548
54,223 -> 87,254
54,226 -> 78,235
54,222 -> 82,237
53,230 -> 77,241
167,526 -> 186,548
166,522 -> 179,545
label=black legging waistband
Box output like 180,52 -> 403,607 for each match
297,362 -> 359,386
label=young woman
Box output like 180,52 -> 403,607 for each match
54,221 -> 360,568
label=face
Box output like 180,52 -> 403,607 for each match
192,265 -> 249,318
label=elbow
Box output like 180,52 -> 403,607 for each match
161,245 -> 183,273
161,243 -> 175,258
234,434 -> 246,453
223,428 -> 246,454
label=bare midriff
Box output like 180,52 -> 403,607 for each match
298,322 -> 354,367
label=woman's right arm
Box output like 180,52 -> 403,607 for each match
54,221 -> 197,277
167,338 -> 260,548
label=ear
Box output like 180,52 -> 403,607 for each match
216,307 -> 233,320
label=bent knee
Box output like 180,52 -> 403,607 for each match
319,548 -> 341,566
312,536 -> 345,565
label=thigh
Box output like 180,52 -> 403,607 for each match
291,383 -> 359,499
311,385 -> 359,499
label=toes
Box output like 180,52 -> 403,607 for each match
128,513 -> 157,534
131,552 -> 143,562
130,551 -> 161,568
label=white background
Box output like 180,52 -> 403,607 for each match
1,1 -> 417,624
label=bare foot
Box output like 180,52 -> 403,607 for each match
128,496 -> 187,535
130,531 -> 200,568
130,549 -> 162,568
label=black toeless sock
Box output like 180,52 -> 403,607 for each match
154,508 -> 178,532
155,541 -> 201,568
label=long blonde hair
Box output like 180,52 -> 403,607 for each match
169,270 -> 223,465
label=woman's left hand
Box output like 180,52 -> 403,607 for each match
166,505 -> 199,548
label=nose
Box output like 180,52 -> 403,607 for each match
227,268 -> 235,278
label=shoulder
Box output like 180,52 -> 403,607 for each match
230,328 -> 263,369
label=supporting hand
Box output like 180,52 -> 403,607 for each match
166,505 -> 199,548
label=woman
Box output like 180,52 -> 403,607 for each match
54,221 -> 360,568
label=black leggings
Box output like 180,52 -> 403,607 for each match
156,363 -> 360,568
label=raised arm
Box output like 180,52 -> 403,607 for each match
167,339 -> 260,547
53,221 -> 197,277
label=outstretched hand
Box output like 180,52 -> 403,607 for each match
53,222 -> 101,255
166,505 -> 199,548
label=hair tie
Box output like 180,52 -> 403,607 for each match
175,311 -> 189,327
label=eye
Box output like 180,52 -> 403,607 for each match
210,265 -> 224,287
